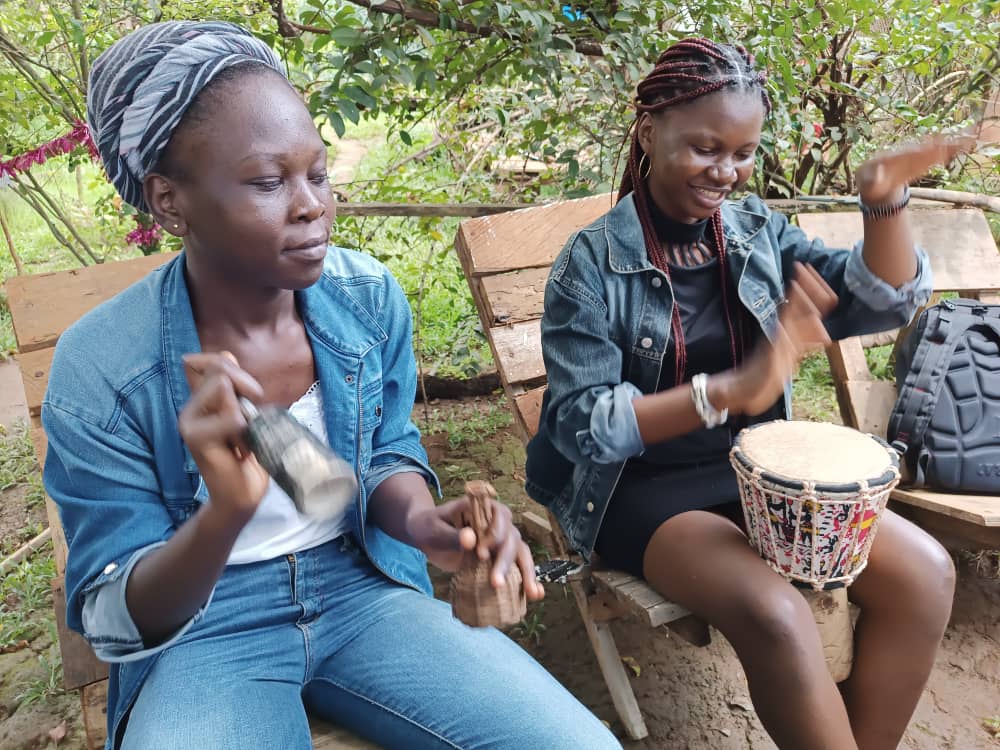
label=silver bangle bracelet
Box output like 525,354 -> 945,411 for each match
691,373 -> 728,429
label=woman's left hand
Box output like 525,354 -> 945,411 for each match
407,497 -> 545,600
855,134 -> 975,205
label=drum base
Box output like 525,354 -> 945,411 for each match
800,587 -> 854,683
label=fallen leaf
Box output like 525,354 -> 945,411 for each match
620,655 -> 641,677
1,640 -> 30,654
48,721 -> 67,743
727,694 -> 753,712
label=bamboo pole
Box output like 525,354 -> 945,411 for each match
0,205 -> 24,274
909,187 -> 1000,214
0,527 -> 52,576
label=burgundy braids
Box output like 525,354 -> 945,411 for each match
618,38 -> 770,386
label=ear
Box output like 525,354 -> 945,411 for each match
143,173 -> 186,236
636,112 -> 657,158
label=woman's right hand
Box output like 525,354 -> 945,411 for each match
723,262 -> 838,416
178,352 -> 269,525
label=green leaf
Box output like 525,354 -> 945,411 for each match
399,129 -> 412,146
326,110 -> 345,138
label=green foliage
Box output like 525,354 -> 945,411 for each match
792,352 -> 839,422
1,554 -> 56,650
511,601 -> 547,645
422,399 -> 513,450
0,421 -> 38,493
278,0 -> 999,198
15,643 -> 64,709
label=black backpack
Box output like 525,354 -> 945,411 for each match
887,298 -> 1000,492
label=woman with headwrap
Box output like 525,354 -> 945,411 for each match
526,39 -> 967,749
43,21 -> 622,750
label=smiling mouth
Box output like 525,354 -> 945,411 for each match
692,186 -> 728,201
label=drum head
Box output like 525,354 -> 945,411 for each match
736,421 -> 894,487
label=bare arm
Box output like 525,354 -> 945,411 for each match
127,353 -> 267,644
856,136 -> 973,288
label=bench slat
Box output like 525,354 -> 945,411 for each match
893,487 -> 1000,528
592,570 -> 689,628
5,252 -> 177,353
15,347 -> 53,417
480,267 -> 547,326
513,387 -> 546,439
490,320 -> 544,387
455,194 -> 611,276
798,209 -> 1000,294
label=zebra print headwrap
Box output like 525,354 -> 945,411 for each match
87,21 -> 284,213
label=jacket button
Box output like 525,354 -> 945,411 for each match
586,502 -> 595,512
345,374 -> 354,384
651,277 -> 662,288
640,337 -> 653,349
103,562 -> 118,575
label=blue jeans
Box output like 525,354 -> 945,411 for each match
120,537 -> 621,749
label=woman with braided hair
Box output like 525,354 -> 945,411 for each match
42,21 -> 622,750
527,38 -> 967,749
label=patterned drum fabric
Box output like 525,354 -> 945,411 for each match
730,421 -> 900,589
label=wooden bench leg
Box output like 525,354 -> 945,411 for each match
569,579 -> 649,741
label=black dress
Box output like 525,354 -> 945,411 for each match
593,206 -> 782,577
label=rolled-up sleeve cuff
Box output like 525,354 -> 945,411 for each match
575,381 -> 645,464
845,241 -> 933,313
364,457 -> 438,499
80,542 -> 214,663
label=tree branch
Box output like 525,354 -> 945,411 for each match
269,0 -> 605,57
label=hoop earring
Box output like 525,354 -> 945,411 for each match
639,152 -> 651,180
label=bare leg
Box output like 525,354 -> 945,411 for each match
642,511 -> 858,750
843,510 -> 955,750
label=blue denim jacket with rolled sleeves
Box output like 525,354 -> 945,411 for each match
42,248 -> 439,742
524,193 -> 932,558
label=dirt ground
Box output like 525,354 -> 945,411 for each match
1,394 -> 998,749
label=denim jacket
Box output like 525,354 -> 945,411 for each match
42,248 -> 439,746
524,193 -> 931,558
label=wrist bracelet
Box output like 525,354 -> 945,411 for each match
858,184 -> 910,221
691,373 -> 728,429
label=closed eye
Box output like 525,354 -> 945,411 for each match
251,178 -> 282,192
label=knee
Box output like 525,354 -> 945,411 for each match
898,536 -> 956,624
731,585 -> 816,652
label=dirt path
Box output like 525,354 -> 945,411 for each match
329,138 -> 368,188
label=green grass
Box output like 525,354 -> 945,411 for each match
0,421 -> 38,493
422,400 -> 514,450
15,646 -> 63,709
792,352 -> 839,422
1,553 -> 56,650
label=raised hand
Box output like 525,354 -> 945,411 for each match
179,351 -> 269,525
727,262 -> 838,416
855,134 -> 976,205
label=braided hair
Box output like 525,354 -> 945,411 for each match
618,38 -> 770,387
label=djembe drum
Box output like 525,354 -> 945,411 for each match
730,421 -> 900,681
450,481 -> 527,628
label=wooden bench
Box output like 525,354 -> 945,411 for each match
455,195 -> 701,741
454,197 -> 1000,740
800,208 -> 1000,549
5,255 -> 378,750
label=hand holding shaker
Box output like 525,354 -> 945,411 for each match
239,397 -> 358,519
450,481 -> 527,628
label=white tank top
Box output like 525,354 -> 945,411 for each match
225,382 -> 351,565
